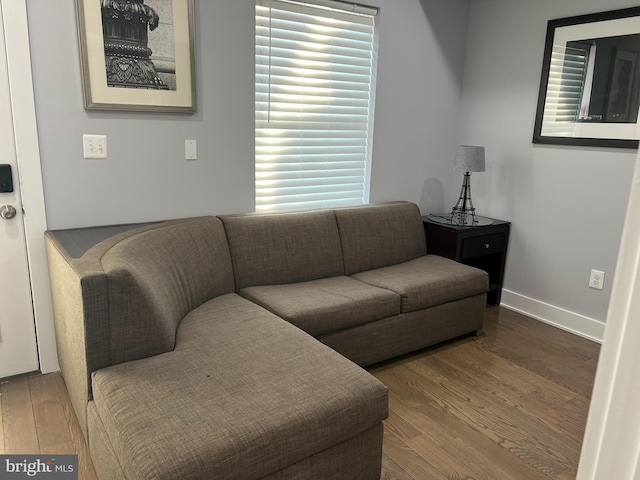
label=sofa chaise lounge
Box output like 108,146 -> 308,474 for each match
45,201 -> 488,480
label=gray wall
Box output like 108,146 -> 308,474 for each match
459,0 -> 639,322
370,0 -> 470,213
28,0 -> 256,228
27,0 -> 470,230
30,0 -> 627,323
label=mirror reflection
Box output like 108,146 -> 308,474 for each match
557,34 -> 640,125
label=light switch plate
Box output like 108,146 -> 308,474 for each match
83,134 -> 107,159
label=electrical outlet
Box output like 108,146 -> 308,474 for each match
589,269 -> 605,290
83,134 -> 108,159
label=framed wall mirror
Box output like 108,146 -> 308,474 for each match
533,7 -> 640,149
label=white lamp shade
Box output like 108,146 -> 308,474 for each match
452,145 -> 485,172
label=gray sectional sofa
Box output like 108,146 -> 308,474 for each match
45,201 -> 488,480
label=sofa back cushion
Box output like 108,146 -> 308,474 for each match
100,217 -> 235,364
335,202 -> 427,275
220,210 -> 344,290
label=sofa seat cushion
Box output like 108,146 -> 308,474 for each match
239,276 -> 401,336
91,293 -> 388,480
351,255 -> 488,313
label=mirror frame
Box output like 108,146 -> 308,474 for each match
533,7 -> 640,149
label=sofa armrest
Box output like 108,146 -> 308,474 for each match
45,233 -> 111,438
45,217 -> 236,438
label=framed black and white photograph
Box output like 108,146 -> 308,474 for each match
76,0 -> 196,112
533,7 -> 640,149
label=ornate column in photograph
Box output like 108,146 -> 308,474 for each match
101,0 -> 169,89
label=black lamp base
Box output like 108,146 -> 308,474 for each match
450,172 -> 477,225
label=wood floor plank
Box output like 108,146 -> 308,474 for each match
53,374 -> 98,480
450,341 -> 592,439
381,452 -> 417,480
370,306 -> 599,479
405,433 -> 488,480
382,409 -> 422,444
479,309 -> 597,398
29,373 -> 75,454
0,376 -> 39,453
486,307 -> 600,360
381,429 -> 444,480
431,343 -> 589,444
457,340 -> 590,406
374,367 -> 558,480
477,336 -> 596,399
375,363 -> 544,479
415,353 -> 581,475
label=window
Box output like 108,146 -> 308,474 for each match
255,0 -> 379,212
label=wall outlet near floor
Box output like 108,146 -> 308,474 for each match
589,269 -> 605,290
83,134 -> 107,159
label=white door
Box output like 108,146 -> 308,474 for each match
0,0 -> 39,378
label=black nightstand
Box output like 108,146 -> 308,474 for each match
422,215 -> 510,306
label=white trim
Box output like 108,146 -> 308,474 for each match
577,123 -> 640,479
3,0 -> 58,373
500,289 -> 605,344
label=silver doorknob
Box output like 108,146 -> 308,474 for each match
0,205 -> 17,220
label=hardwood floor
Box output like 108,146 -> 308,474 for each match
0,372 -> 98,479
0,307 -> 599,480
371,306 -> 600,479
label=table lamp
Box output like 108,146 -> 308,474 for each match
450,145 -> 485,225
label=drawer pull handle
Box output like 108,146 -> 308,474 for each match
484,243 -> 490,249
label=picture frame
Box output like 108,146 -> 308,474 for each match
76,0 -> 196,113
533,7 -> 640,149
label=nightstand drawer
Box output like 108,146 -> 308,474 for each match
462,233 -> 506,258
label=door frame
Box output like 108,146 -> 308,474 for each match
2,0 -> 58,373
577,131 -> 640,477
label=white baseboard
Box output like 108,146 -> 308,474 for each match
500,289 -> 605,344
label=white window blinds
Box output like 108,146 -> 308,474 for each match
255,0 -> 379,212
541,43 -> 589,136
